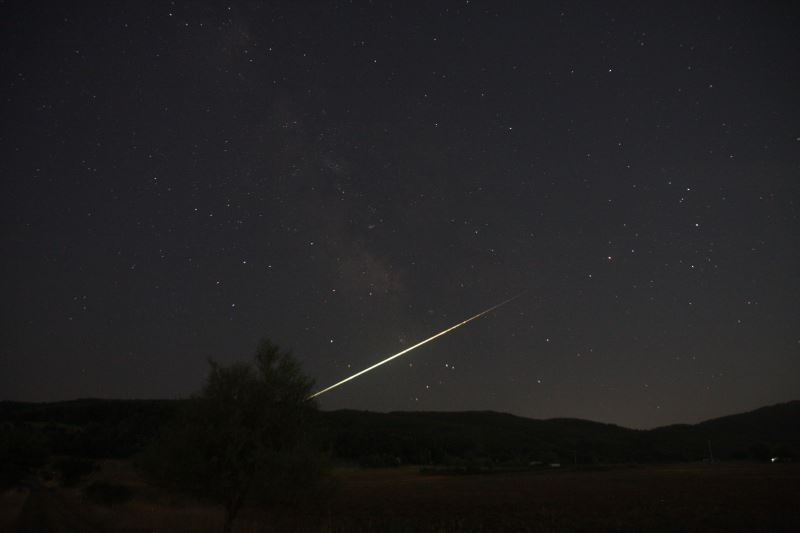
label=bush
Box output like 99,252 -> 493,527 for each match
0,423 -> 48,488
359,453 -> 401,468
53,457 -> 96,487
84,482 -> 132,506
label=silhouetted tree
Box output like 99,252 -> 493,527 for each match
140,339 -> 328,533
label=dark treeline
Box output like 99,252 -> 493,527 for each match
323,404 -> 800,466
2,399 -> 798,485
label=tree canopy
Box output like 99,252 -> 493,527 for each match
140,339 -> 327,532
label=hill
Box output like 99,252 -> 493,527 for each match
323,401 -> 800,465
1,399 -> 798,472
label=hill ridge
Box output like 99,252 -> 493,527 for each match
2,399 -> 797,465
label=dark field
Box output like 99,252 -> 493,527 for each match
3,462 -> 798,532
328,464 -> 799,532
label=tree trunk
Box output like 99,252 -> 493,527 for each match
222,494 -> 243,533
222,508 -> 235,533
222,473 -> 252,532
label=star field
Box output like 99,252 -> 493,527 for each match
1,2 -> 798,428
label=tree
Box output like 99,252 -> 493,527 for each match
141,339 -> 328,533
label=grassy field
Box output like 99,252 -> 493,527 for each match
324,464 -> 799,532
3,462 -> 799,532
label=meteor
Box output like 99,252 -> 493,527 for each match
308,292 -> 524,399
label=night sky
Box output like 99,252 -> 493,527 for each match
2,2 -> 798,428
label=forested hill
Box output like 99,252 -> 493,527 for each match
1,399 -> 798,465
323,402 -> 800,464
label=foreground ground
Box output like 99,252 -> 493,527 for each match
2,462 -> 798,532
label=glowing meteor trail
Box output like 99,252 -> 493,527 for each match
308,292 -> 524,399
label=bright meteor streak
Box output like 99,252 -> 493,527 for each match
308,292 -> 524,399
